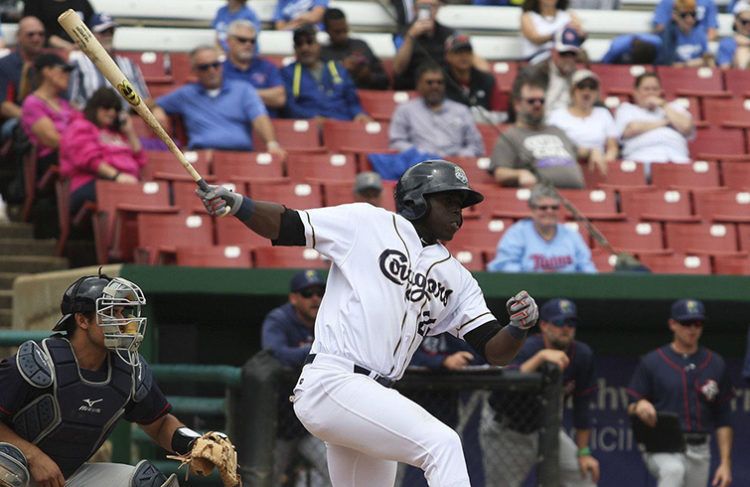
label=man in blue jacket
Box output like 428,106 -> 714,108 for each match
261,269 -> 330,486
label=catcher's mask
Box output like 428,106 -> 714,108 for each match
54,274 -> 147,367
395,159 -> 484,221
0,442 -> 29,487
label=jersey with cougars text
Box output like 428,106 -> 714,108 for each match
299,203 -> 496,380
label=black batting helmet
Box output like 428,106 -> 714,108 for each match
395,160 -> 484,220
53,275 -> 112,331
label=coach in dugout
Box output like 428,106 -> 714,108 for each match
480,298 -> 599,487
153,45 -> 286,156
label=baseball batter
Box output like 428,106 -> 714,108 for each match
627,299 -> 734,487
197,159 -> 539,486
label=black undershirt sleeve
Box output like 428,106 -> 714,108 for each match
464,320 -> 503,361
272,209 -> 306,246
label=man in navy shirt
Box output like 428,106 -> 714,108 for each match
261,270 -> 330,486
222,19 -> 286,116
480,298 -> 599,487
628,299 -> 734,487
154,45 -> 286,156
0,274 -> 232,486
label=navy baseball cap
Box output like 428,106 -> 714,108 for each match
671,299 -> 706,322
290,270 -> 325,293
554,26 -> 584,53
90,13 -> 118,33
540,298 -> 578,326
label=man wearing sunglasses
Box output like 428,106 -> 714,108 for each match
652,0 -> 718,41
717,1 -> 750,69
656,0 -> 713,66
481,298 -> 599,487
628,299 -> 734,487
261,270 -> 330,486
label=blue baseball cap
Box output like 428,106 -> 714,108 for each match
554,26 -> 584,53
290,270 -> 325,293
540,298 -> 578,326
90,13 -> 118,33
671,299 -> 706,322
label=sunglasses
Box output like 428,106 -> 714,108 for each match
678,320 -> 704,328
533,204 -> 560,211
232,35 -> 257,45
298,287 -> 325,298
576,80 -> 599,90
424,79 -> 445,85
522,97 -> 545,106
678,10 -> 697,19
195,61 -> 221,72
24,31 -> 45,38
559,51 -> 578,58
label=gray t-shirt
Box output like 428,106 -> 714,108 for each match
489,125 -> 585,189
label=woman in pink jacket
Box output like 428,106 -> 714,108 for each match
60,87 -> 146,213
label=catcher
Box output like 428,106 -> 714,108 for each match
0,273 -> 239,487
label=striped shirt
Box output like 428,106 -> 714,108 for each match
69,54 -> 150,109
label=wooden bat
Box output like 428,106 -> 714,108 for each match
57,9 -> 212,193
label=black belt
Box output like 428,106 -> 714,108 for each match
304,354 -> 396,388
684,433 -> 708,446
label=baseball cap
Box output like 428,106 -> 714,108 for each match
354,172 -> 383,194
734,1 -> 750,14
34,53 -> 73,73
554,26 -> 584,53
539,298 -> 578,326
293,24 -> 318,43
670,299 -> 706,322
90,13 -> 118,33
571,69 -> 599,86
445,34 -> 473,53
290,269 -> 325,293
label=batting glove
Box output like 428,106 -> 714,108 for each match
196,184 -> 243,216
506,290 -> 538,330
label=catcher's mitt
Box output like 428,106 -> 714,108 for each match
167,431 -> 240,487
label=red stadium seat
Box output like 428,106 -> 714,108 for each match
215,215 -> 272,248
175,245 -> 252,268
358,90 -> 416,121
250,181 -> 323,209
650,161 -> 721,189
286,153 -> 357,182
452,156 -> 497,185
592,221 -> 666,253
443,246 -> 487,272
321,181 -> 355,207
167,52 -> 193,84
620,189 -> 698,222
491,61 -> 519,92
590,248 -> 617,273
591,64 -> 648,96
477,124 -> 503,152
322,120 -> 390,153
693,190 -> 750,223
475,185 -> 532,219
739,223 -> 750,251
598,160 -> 648,189
703,98 -> 750,128
664,222 -> 739,255
135,213 -> 213,264
723,69 -> 750,98
558,189 -> 623,220
212,151 -> 284,180
253,246 -> 330,269
119,51 -> 173,84
638,253 -> 711,274
253,119 -> 322,152
656,66 -> 728,98
713,254 -> 750,275
448,217 -> 512,249
689,126 -> 747,160
141,150 -> 212,180
721,162 -> 750,190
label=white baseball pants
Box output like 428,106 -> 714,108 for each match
643,443 -> 710,487
292,353 -> 471,487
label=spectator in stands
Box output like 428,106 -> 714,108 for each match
529,27 -> 585,113
0,16 -> 45,143
212,0 -> 261,52
443,34 -> 502,116
321,8 -> 390,90
153,46 -> 286,155
274,0 -> 328,30
69,13 -> 152,110
481,298 -> 599,487
60,88 -> 145,214
601,34 -> 662,64
614,72 -> 694,174
22,0 -> 94,52
656,0 -> 714,66
389,62 -> 485,157
652,0 -> 718,41
717,1 -> 750,69
548,70 -> 616,174
520,0 -> 586,64
261,270 -> 331,487
489,72 -> 585,189
487,184 -> 596,273
223,20 -> 286,115
353,171 -> 384,207
282,24 -> 372,122
21,53 -> 79,173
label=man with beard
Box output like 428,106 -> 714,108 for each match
480,298 -> 599,487
389,62 -> 484,157
489,71 -> 584,188
529,27 -> 584,114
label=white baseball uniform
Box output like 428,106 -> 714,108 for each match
291,203 -> 497,487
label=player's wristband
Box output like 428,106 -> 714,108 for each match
577,446 -> 592,457
171,427 -> 201,454
235,196 -> 256,222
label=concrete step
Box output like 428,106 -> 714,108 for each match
0,273 -> 22,289
0,222 -> 34,239
0,256 -> 68,274
0,291 -> 10,309
0,238 -> 56,256
0,309 -> 11,328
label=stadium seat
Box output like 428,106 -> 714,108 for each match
322,120 -> 391,155
638,253 -> 711,274
452,156 -> 497,185
712,254 -> 750,275
689,126 -> 747,160
591,221 -> 666,253
448,217 -> 512,250
167,52 -> 193,84
664,222 -> 739,255
358,90 -> 416,121
212,151 -> 284,180
477,124 -> 503,152
723,69 -> 750,98
253,119 -> 322,152
175,245 -> 252,268
141,149 -> 211,180
119,50 -> 173,84
253,246 -> 330,269
491,61 -> 519,92
598,160 -> 648,189
557,189 -> 624,220
135,213 -> 213,264
443,245 -> 487,272
656,66 -> 728,98
286,153 -> 357,182
590,248 -> 617,273
475,185 -> 532,219
321,181 -> 355,207
215,215 -> 273,248
721,162 -> 750,190
739,223 -> 750,251
650,161 -> 721,189
620,189 -> 698,222
693,190 -> 750,223
591,64 -> 647,96
703,98 -> 750,128
250,181 -> 323,209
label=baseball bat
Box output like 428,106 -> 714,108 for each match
57,9 -> 212,194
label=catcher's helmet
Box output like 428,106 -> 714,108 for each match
395,160 -> 484,220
